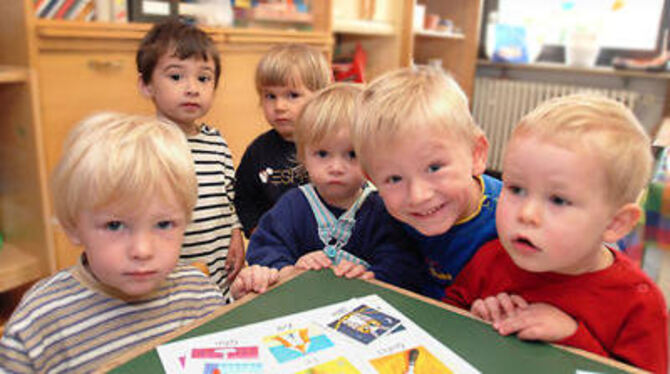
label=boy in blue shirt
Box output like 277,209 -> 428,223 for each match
351,66 -> 502,300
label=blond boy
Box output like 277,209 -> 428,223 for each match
0,113 -> 225,373
234,43 -> 332,238
351,66 -> 500,300
444,94 -> 668,373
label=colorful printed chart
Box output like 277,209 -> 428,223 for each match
157,295 -> 479,373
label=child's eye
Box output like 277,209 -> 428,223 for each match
427,163 -> 442,173
264,93 -> 276,100
507,185 -> 526,196
386,175 -> 402,185
316,150 -> 328,158
156,220 -> 175,230
289,91 -> 301,99
348,150 -> 356,160
550,195 -> 571,206
169,74 -> 181,81
198,75 -> 212,83
105,221 -> 125,231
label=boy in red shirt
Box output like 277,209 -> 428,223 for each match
444,94 -> 668,373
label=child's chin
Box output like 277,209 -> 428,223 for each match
118,282 -> 161,298
507,255 -> 548,273
412,222 -> 452,237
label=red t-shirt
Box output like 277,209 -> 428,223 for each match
444,239 -> 668,374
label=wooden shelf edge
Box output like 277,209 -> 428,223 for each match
36,19 -> 329,44
0,244 -> 43,293
477,59 -> 670,80
333,18 -> 396,36
0,66 -> 29,84
414,29 -> 465,39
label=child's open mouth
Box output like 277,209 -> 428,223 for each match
512,236 -> 540,252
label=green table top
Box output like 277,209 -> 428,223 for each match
111,270 -> 632,373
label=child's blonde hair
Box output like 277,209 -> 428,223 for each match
255,43 -> 332,95
294,83 -> 363,163
512,93 -> 652,206
352,65 -> 483,172
52,113 -> 198,233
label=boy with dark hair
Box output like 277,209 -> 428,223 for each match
137,18 -> 244,297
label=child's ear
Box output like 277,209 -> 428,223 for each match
471,134 -> 489,176
64,226 -> 83,247
602,203 -> 642,243
138,74 -> 153,98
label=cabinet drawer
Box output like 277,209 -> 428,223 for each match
38,51 -> 153,175
37,51 -> 153,269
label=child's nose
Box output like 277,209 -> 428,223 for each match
408,178 -> 431,204
185,78 -> 200,96
518,198 -> 541,225
328,158 -> 346,174
275,97 -> 288,111
129,231 -> 154,260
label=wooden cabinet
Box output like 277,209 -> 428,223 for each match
35,23 -> 162,268
331,0 -> 482,100
403,0 -> 483,100
33,23 -> 332,271
0,1 -> 333,297
0,0 -> 55,332
0,0 -> 480,329
332,0 -> 405,81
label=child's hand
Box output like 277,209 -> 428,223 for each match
471,293 -> 528,324
226,229 -> 246,284
332,260 -> 374,280
296,251 -> 332,270
494,302 -> 578,342
230,265 -> 279,300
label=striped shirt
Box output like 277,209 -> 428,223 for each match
182,124 -> 241,296
0,259 -> 225,374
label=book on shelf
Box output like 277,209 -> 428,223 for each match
34,0 -> 95,20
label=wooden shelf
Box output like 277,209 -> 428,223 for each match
477,59 -> 670,80
0,244 -> 42,293
414,29 -> 465,39
0,66 -> 29,84
333,18 -> 395,36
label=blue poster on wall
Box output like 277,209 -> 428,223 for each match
492,24 -> 530,63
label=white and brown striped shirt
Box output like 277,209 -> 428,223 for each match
0,259 -> 225,374
182,124 -> 241,297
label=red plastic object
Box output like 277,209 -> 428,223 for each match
333,43 -> 367,83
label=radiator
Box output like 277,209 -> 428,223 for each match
472,77 -> 641,172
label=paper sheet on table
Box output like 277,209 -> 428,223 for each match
157,294 -> 480,373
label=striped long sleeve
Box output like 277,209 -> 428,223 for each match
182,124 -> 241,296
0,261 -> 225,374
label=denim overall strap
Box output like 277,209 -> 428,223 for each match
299,183 -> 372,267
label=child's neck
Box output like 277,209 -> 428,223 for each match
591,245 -> 615,272
157,114 -> 198,135
558,245 -> 614,275
457,176 -> 484,224
317,186 -> 363,211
